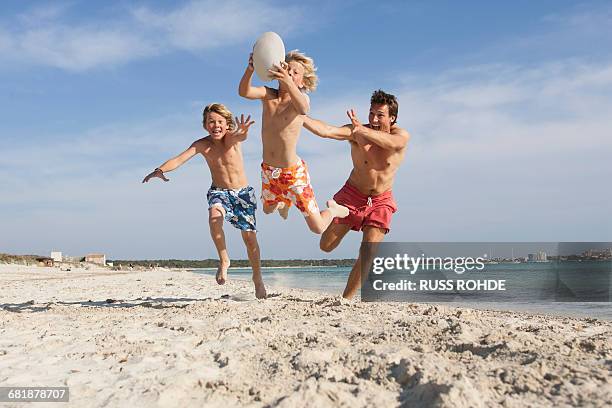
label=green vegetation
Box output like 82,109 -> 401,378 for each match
109,258 -> 356,268
0,253 -> 44,265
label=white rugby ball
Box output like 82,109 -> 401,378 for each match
252,32 -> 285,82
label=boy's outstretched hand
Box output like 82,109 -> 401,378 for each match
142,168 -> 169,183
232,113 -> 255,138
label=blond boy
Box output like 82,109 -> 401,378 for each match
238,50 -> 348,233
142,103 -> 266,299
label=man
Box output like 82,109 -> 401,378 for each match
303,90 -> 410,298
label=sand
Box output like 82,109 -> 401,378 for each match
0,264 -> 610,407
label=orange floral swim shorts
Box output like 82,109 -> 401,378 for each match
261,158 -> 320,216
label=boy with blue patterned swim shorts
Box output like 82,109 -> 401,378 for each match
207,185 -> 257,232
143,103 -> 267,299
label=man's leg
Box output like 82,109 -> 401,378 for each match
241,231 -> 266,299
342,226 -> 386,299
320,223 -> 351,253
209,207 -> 230,285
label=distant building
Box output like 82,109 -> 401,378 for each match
50,251 -> 62,262
85,253 -> 106,265
63,256 -> 79,263
582,248 -> 612,258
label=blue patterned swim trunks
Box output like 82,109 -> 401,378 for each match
206,185 -> 257,232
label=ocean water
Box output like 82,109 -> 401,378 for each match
194,266 -> 350,295
193,263 -> 611,320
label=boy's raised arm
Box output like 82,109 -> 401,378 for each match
303,116 -> 353,141
142,141 -> 204,183
269,62 -> 309,114
239,53 -> 267,100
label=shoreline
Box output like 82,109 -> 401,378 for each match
1,264 -> 610,407
191,268 -> 612,321
188,265 -> 341,271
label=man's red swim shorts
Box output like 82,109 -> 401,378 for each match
332,182 -> 397,233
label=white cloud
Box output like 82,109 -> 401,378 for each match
0,1 -> 304,71
132,0 -> 300,52
17,27 -> 157,71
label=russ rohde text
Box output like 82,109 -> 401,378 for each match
372,279 -> 506,291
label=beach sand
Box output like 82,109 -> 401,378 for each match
0,264 -> 610,407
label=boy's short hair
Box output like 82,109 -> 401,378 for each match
285,50 -> 318,93
203,103 -> 235,131
371,89 -> 398,125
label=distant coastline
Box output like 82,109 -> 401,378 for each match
110,258 -> 357,269
0,253 -> 357,269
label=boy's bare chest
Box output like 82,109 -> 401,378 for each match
204,144 -> 240,164
264,100 -> 300,123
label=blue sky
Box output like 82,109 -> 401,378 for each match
1,0 -> 611,260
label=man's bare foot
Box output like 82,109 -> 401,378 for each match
342,288 -> 358,299
326,199 -> 349,218
278,205 -> 289,220
253,276 -> 267,299
216,259 -> 230,285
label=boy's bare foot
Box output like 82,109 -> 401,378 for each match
216,259 -> 230,285
326,199 -> 349,218
278,205 -> 289,220
253,277 -> 267,299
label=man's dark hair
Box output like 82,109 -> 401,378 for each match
371,89 -> 398,125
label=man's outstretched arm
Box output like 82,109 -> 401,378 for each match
303,116 -> 353,141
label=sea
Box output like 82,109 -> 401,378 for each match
193,262 -> 611,320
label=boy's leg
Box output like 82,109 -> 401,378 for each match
241,231 -> 266,299
263,200 -> 291,219
342,226 -> 386,299
261,165 -> 288,216
262,202 -> 278,214
303,200 -> 349,234
209,206 -> 230,285
289,160 -> 349,234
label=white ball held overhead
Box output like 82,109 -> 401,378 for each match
252,32 -> 286,82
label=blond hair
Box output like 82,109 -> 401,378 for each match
285,50 -> 318,92
203,103 -> 235,131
